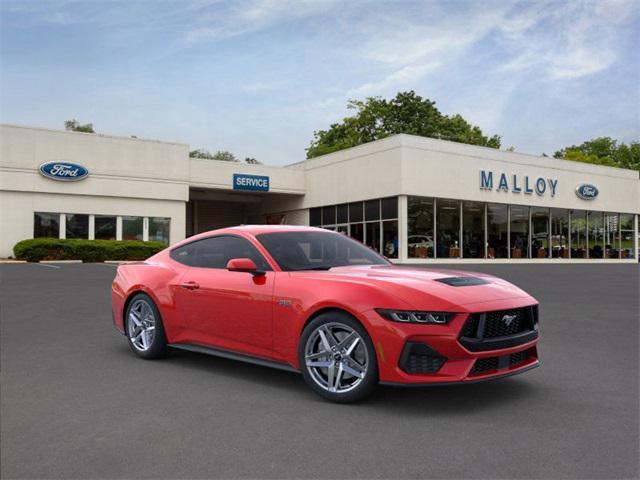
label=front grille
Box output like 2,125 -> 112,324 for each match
470,348 -> 534,375
399,342 -> 447,374
459,305 -> 538,352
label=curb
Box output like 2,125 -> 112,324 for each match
39,260 -> 83,264
103,260 -> 127,264
0,259 -> 27,264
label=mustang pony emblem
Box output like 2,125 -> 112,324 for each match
502,314 -> 517,327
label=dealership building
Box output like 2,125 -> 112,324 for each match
1,123 -> 638,262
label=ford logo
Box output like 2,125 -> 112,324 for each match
575,184 -> 598,200
39,161 -> 89,182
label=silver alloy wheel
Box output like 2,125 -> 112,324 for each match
304,322 -> 368,394
127,299 -> 156,351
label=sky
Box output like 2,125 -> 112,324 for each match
1,0 -> 639,165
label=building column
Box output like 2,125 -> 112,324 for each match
143,217 -> 149,242
398,195 -> 408,263
634,214 -> 639,260
59,213 -> 66,239
116,216 -> 123,241
88,215 -> 95,240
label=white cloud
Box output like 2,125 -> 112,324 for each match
347,63 -> 440,97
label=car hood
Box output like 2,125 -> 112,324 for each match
293,265 -> 534,311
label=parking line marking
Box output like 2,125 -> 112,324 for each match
36,263 -> 61,269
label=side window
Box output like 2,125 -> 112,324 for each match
171,236 -> 271,271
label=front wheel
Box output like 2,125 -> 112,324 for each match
125,293 -> 167,359
298,312 -> 378,403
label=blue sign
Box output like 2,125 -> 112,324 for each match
39,161 -> 89,182
575,184 -> 598,200
480,170 -> 558,197
233,173 -> 269,192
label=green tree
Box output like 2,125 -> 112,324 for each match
244,157 -> 262,164
554,137 -> 640,171
64,119 -> 94,133
189,149 -> 239,162
306,91 -> 501,158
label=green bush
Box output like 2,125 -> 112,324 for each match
13,238 -> 166,262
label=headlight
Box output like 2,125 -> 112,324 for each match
375,309 -> 454,324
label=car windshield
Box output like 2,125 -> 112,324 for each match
256,231 -> 390,271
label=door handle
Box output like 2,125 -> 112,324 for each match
180,281 -> 200,290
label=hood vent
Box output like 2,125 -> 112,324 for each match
435,276 -> 489,287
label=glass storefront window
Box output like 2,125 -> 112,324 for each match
336,204 -> 348,224
309,208 -> 321,227
382,220 -> 398,259
149,217 -> 170,244
122,216 -> 143,241
551,209 -> 569,258
381,197 -> 398,220
34,212 -> 60,238
95,215 -> 117,240
604,213 -> 619,259
349,202 -> 363,223
322,206 -> 336,226
487,204 -> 508,259
408,196 -> 434,258
462,201 -> 484,258
336,224 -> 348,235
510,206 -> 530,259
588,211 -> 604,258
531,207 -> 550,259
437,199 -> 460,258
65,214 -> 89,239
365,222 -> 380,253
571,210 -> 587,258
620,214 -> 635,259
350,223 -> 364,243
365,200 -> 380,221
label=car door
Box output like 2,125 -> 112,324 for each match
172,235 -> 275,359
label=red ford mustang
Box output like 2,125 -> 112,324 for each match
111,225 -> 540,402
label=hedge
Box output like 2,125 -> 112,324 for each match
13,238 -> 167,262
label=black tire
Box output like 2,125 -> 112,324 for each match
298,311 -> 378,403
125,293 -> 168,359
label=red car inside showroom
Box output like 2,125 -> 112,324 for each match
112,225 -> 540,402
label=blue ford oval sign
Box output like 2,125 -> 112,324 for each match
575,184 -> 598,200
39,161 -> 89,182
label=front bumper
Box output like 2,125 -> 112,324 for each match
361,298 -> 540,385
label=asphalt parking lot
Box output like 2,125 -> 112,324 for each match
1,263 -> 638,479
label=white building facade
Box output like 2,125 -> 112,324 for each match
1,124 -> 638,262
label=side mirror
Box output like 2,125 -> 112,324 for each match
226,258 -> 265,276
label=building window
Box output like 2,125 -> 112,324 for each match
382,220 -> 398,259
588,211 -> 604,258
462,201 -> 484,258
95,215 -> 117,240
408,196 -> 434,258
365,221 -> 380,252
34,212 -> 60,238
149,217 -> 170,244
620,214 -> 635,259
436,199 -> 460,258
65,214 -> 89,239
487,204 -> 508,259
531,207 -> 549,259
309,208 -> 321,227
122,216 -> 143,241
350,223 -> 364,243
365,199 -> 380,221
336,204 -> 348,224
510,206 -> 530,259
604,213 -> 619,259
349,202 -> 363,223
551,209 -> 569,258
571,210 -> 587,258
322,205 -> 336,227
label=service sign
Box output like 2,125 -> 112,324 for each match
233,173 -> 269,192
575,184 -> 598,200
39,161 -> 89,182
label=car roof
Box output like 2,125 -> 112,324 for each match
174,225 -> 330,246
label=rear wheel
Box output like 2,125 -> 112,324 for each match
299,312 -> 378,403
125,293 -> 167,359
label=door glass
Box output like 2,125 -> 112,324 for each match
510,206 -> 529,259
171,236 -> 271,270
